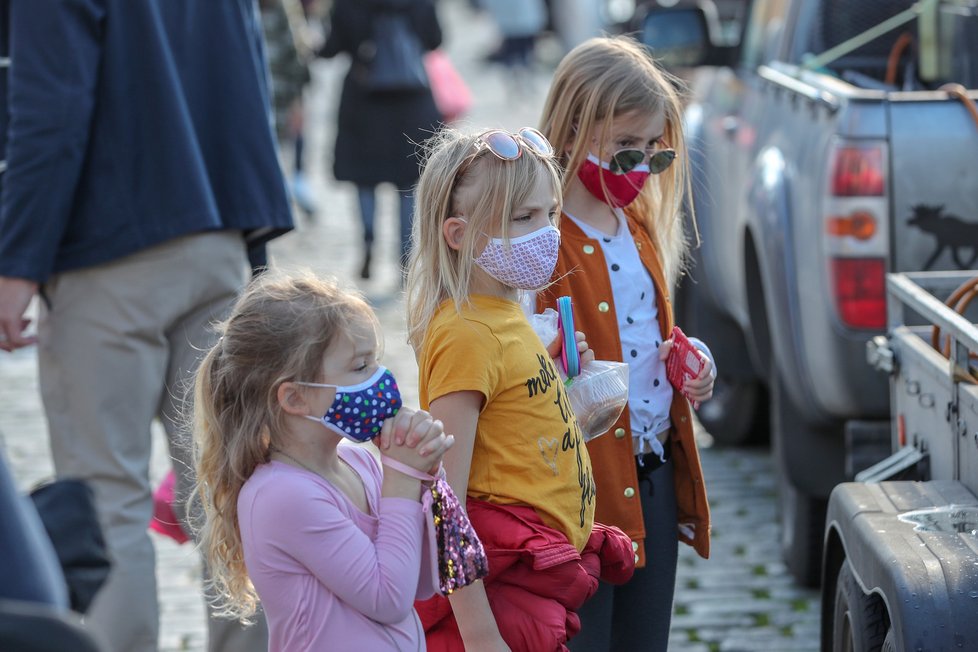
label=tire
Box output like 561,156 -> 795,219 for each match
772,361 -> 839,587
697,375 -> 768,446
832,560 -> 888,652
881,629 -> 897,652
777,464 -> 827,587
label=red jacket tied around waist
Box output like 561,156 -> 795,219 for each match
416,499 -> 635,651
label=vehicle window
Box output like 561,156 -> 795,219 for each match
714,0 -> 749,45
812,0 -> 915,56
806,0 -> 917,80
740,0 -> 789,69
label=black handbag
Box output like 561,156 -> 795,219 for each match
358,9 -> 429,93
29,480 -> 111,614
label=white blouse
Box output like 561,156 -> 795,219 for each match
566,210 -> 673,459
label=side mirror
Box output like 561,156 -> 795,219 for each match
639,7 -> 714,68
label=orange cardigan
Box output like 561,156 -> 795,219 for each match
538,212 -> 711,565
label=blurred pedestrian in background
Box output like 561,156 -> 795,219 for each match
319,0 -> 443,281
480,0 -> 547,93
0,2 -> 293,651
260,0 -> 318,218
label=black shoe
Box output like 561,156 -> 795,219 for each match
360,250 -> 372,279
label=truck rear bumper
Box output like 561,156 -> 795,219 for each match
824,481 -> 978,650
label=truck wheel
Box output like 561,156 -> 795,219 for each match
697,376 -> 767,446
833,560 -> 888,652
772,363 -> 835,587
777,467 -> 826,587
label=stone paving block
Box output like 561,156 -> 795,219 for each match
666,637 -> 713,652
720,631 -> 819,652
766,607 -> 821,629
671,611 -> 758,630
688,597 -> 795,618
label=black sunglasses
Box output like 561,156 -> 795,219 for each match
607,142 -> 677,175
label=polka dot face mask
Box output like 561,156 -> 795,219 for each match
297,367 -> 402,442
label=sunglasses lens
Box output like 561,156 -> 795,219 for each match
518,128 -> 554,156
610,149 -> 646,175
649,149 -> 677,175
482,131 -> 520,160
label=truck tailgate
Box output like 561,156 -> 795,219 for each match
888,96 -> 978,273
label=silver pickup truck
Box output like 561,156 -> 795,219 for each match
640,0 -> 978,586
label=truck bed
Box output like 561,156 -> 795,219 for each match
883,272 -> 978,496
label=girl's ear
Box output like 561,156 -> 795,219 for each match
277,382 -> 309,416
443,216 -> 467,251
564,124 -> 578,157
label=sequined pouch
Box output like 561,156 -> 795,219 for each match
380,456 -> 489,595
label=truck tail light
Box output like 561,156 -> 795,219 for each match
824,140 -> 889,330
831,147 -> 886,196
830,258 -> 887,329
826,211 -> 877,240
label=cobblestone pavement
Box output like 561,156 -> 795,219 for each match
0,1 -> 819,650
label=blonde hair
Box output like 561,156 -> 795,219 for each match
404,127 -> 563,351
539,35 -> 697,286
190,271 -> 376,622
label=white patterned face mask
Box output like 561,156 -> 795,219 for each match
473,224 -> 560,290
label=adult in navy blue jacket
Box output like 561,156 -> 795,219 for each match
0,2 -> 292,651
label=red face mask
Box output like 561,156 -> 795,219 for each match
577,153 -> 651,208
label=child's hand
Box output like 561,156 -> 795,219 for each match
546,330 -> 595,367
378,406 -> 438,449
658,340 -> 714,410
684,354 -> 714,410
377,407 -> 454,474
575,331 -> 596,367
546,333 -> 562,358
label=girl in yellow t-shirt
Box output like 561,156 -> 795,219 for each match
405,128 -> 635,652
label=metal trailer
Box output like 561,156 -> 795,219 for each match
821,271 -> 978,652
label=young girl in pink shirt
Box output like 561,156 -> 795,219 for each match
191,272 -> 454,652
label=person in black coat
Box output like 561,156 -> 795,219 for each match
320,0 -> 443,280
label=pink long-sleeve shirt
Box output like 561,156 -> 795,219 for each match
238,445 -> 436,651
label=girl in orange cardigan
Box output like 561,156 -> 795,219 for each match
537,36 -> 716,652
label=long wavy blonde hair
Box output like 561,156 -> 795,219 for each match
190,271 -> 376,622
404,127 -> 563,351
539,35 -> 697,286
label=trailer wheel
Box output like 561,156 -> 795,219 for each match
833,560 -> 888,652
881,629 -> 897,652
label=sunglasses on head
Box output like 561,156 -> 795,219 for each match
607,142 -> 677,175
474,127 -> 555,160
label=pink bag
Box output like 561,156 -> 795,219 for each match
150,469 -> 190,544
424,50 -> 472,123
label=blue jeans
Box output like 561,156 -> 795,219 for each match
569,456 -> 679,652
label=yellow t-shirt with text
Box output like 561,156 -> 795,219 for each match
419,294 -> 595,551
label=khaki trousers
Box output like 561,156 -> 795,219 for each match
37,231 -> 267,652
